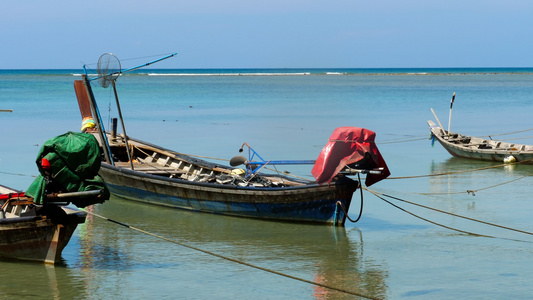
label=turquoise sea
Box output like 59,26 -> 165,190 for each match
1,68 -> 533,299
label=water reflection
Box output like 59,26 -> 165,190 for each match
424,156 -> 533,239
0,260 -> 86,299
76,197 -> 388,299
431,157 -> 533,175
76,206 -> 133,270
428,157 -> 533,196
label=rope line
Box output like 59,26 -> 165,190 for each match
377,137 -> 428,144
329,136 -> 428,145
183,153 -> 533,182
337,201 -> 361,223
486,135 -> 533,142
365,188 -> 533,237
180,153 -> 230,162
338,174 -> 364,223
0,171 -> 36,178
417,176 -> 529,196
484,128 -> 533,137
84,210 -> 382,300
375,130 -> 533,144
387,159 -> 533,180
366,189 -> 488,237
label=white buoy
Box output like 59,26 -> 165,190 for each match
503,156 -> 516,163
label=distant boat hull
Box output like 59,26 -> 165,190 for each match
428,120 -> 533,163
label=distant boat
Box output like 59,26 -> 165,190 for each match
73,54 -> 390,226
428,120 -> 533,163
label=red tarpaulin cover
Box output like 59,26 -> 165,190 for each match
311,127 -> 390,186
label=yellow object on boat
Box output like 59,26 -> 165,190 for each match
81,117 -> 96,132
231,168 -> 245,175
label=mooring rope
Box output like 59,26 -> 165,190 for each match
376,136 -> 428,144
376,129 -> 533,144
0,171 -> 36,178
336,201 -> 361,224
336,174 -> 364,223
485,128 -> 533,137
131,136 -> 533,184
186,152 -> 533,183
417,176 -> 529,196
83,210 -> 382,300
367,189 -> 488,237
486,135 -> 533,142
387,159 -> 533,180
365,187 -> 533,239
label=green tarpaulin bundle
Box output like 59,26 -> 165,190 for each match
25,131 -> 110,207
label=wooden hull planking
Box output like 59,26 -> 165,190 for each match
0,207 -> 86,264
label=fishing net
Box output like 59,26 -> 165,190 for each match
97,53 -> 121,88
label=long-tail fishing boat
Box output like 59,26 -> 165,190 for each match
74,53 -> 390,226
0,132 -> 109,264
428,94 -> 533,164
428,120 -> 533,163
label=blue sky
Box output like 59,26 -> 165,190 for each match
1,0 -> 532,69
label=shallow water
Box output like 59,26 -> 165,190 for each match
1,69 -> 533,299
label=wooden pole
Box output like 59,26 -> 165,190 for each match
112,81 -> 134,170
430,108 -> 446,135
79,76 -> 113,165
447,92 -> 456,136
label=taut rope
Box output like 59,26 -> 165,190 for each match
84,210 -> 383,300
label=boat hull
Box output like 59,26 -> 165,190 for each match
0,207 -> 86,264
99,164 -> 358,226
438,143 -> 533,162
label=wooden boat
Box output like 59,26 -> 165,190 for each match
73,55 -> 390,226
428,120 -> 533,163
0,185 -> 86,264
0,129 -> 108,264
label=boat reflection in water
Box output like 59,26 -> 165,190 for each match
75,197 -> 389,299
0,255 -> 88,299
428,156 -> 533,197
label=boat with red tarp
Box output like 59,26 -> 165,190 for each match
73,53 -> 390,226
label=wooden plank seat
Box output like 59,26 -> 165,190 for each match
114,161 -> 186,174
